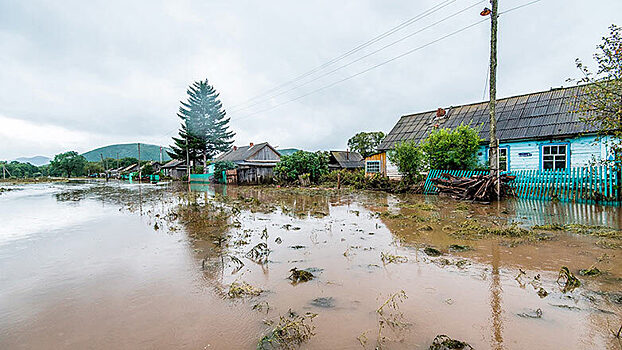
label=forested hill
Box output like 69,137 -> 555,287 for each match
82,143 -> 172,162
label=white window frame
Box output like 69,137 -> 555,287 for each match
488,147 -> 509,171
365,160 -> 381,174
541,144 -> 568,170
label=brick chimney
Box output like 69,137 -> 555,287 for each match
249,142 -> 254,147
436,108 -> 446,118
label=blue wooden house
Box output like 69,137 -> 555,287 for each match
376,85 -> 615,173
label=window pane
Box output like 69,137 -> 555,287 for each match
555,160 -> 566,169
543,161 -> 553,169
543,155 -> 554,161
558,145 -> 566,154
543,146 -> 550,155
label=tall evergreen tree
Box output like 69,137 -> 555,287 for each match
168,79 -> 235,166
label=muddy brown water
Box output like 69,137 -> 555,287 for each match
1,180 -> 621,349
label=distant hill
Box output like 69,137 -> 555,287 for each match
277,148 -> 301,156
82,143 -> 172,162
13,156 -> 51,166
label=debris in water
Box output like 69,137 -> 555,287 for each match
246,243 -> 270,263
288,268 -> 314,283
424,247 -> 442,257
419,225 -> 434,231
227,281 -> 262,298
261,227 -> 269,240
310,297 -> 335,309
537,288 -> 549,298
375,290 -> 410,348
275,237 -> 282,244
253,301 -> 271,313
579,266 -> 601,276
257,311 -> 317,350
550,304 -> 581,311
380,251 -> 408,264
448,244 -> 471,252
517,308 -> 543,319
228,255 -> 245,274
289,245 -> 306,250
557,266 -> 581,293
429,334 -> 473,350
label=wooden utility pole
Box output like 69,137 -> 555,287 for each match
487,0 -> 500,200
185,138 -> 190,182
137,143 -> 142,184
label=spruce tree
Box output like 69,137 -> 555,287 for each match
168,79 -> 235,165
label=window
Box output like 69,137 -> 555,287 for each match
488,147 -> 508,171
366,160 -> 381,174
542,144 -> 567,170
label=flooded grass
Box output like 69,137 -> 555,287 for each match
1,181 -> 622,349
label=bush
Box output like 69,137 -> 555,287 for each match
421,124 -> 481,170
274,151 -> 329,184
214,161 -> 236,183
387,140 -> 425,183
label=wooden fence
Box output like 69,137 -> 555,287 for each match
424,166 -> 621,205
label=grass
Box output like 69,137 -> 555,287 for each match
257,311 -> 317,350
227,281 -> 262,298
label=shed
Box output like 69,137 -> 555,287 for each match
215,142 -> 281,184
161,159 -> 188,179
328,151 -> 364,170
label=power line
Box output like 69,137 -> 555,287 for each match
231,0 -> 543,122
229,0 -> 459,109
229,0 -> 485,113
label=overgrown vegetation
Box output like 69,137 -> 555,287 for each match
214,161 -> 236,183
257,311 -> 317,350
387,140 -> 425,183
274,151 -> 329,184
421,124 -> 482,170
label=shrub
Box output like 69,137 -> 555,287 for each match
274,151 -> 329,184
421,124 -> 481,170
387,140 -> 425,183
214,161 -> 236,183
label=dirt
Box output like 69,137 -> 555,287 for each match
1,181 -> 621,349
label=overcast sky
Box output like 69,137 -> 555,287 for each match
1,0 -> 621,159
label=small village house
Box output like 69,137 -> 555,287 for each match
215,142 -> 280,184
328,150 -> 364,170
161,159 -> 188,179
369,85 -> 616,176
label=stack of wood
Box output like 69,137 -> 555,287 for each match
431,172 -> 516,202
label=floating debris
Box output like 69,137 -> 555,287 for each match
380,252 -> 408,264
253,301 -> 271,313
424,247 -> 442,257
246,243 -> 270,263
274,237 -> 282,244
550,304 -> 581,311
228,255 -> 245,274
579,266 -> 601,276
537,288 -> 549,298
557,266 -> 581,293
261,228 -> 269,240
517,308 -> 543,319
289,245 -> 306,250
288,268 -> 314,283
227,281 -> 262,298
257,311 -> 317,350
429,334 -> 473,350
310,297 -> 335,309
448,244 -> 471,252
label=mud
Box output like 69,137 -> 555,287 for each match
0,180 -> 621,349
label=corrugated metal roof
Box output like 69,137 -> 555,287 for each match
330,151 -> 364,168
378,85 -> 597,151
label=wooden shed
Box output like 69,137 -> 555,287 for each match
215,142 -> 281,184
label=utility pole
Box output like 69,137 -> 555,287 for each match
185,138 -> 190,183
486,0 -> 500,200
137,143 -> 142,184
159,146 -> 163,163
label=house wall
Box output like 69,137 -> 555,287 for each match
238,166 -> 275,184
250,146 -> 280,161
477,135 -> 611,170
364,152 -> 402,179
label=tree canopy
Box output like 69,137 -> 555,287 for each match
572,24 -> 622,163
49,151 -> 87,178
347,131 -> 385,158
169,79 -> 235,164
420,124 -> 482,170
274,151 -> 329,184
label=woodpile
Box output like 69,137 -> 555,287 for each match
431,172 -> 515,202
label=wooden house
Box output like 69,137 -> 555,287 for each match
161,159 -> 187,179
371,85 -> 616,176
328,151 -> 364,170
215,142 -> 280,184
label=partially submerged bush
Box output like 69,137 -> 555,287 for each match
227,281 -> 262,298
258,311 -> 317,350
387,139 -> 425,183
557,266 -> 581,293
274,151 -> 329,184
288,268 -> 314,283
429,335 -> 473,350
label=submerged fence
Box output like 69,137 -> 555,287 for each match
424,166 -> 621,205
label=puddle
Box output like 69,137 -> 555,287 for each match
0,181 -> 621,349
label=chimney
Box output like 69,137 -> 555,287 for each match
436,108 -> 446,118
233,146 -> 237,151
346,149 -> 349,160
249,142 -> 254,147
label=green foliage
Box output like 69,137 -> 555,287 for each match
347,131 -> 385,158
420,124 -> 482,170
572,24 -> 622,163
274,151 -> 329,184
0,161 -> 41,178
214,161 -> 236,183
141,163 -> 154,175
169,79 -> 235,163
84,162 -> 104,175
49,151 -> 87,178
387,140 -> 425,182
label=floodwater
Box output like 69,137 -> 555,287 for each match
1,180 -> 621,349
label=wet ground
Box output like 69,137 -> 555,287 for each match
0,180 -> 621,349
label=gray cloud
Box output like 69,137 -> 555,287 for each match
1,0 -> 621,159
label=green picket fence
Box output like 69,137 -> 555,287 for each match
424,166 -> 620,205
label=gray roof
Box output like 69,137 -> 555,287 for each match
162,159 -> 184,168
379,85 -> 597,151
216,142 -> 274,163
329,151 -> 364,168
